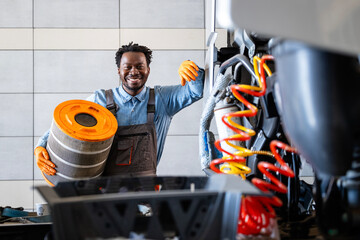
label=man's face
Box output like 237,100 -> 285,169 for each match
118,52 -> 150,96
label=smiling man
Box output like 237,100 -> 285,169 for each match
34,42 -> 204,177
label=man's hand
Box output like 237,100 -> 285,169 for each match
34,146 -> 56,176
178,60 -> 200,86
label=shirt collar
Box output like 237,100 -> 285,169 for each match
118,84 -> 147,103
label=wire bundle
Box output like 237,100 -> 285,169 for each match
210,55 -> 274,178
210,55 -> 297,235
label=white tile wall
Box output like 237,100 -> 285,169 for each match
34,51 -> 119,93
34,29 -> 120,50
120,29 -> 206,50
148,50 -> 205,87
157,136 -> 205,176
34,180 -> 49,206
0,181 -> 34,209
0,137 -> 33,180
0,94 -> 33,136
34,93 -> 91,136
120,0 -> 204,28
0,0 -> 32,27
34,0 -> 120,28
0,29 -> 33,49
0,51 -> 33,93
168,100 -> 204,136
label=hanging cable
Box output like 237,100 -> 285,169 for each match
210,54 -> 298,235
238,140 -> 297,235
238,56 -> 297,235
210,55 -> 273,179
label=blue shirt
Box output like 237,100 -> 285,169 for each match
37,69 -> 204,164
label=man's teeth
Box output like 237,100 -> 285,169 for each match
128,77 -> 141,80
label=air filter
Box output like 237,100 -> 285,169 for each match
43,100 -> 118,186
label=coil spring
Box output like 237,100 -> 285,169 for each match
210,55 -> 273,179
210,55 -> 297,235
239,140 -> 296,235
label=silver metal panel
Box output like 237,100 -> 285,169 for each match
34,0 -> 119,28
299,158 -> 315,177
120,0 -> 204,28
217,0 -> 360,54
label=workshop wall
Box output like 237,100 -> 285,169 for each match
0,0 -> 228,210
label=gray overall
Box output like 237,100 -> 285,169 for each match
102,88 -> 157,176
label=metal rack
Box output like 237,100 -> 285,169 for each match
37,174 -> 266,240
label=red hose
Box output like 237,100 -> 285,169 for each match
209,55 -> 298,235
238,140 -> 296,235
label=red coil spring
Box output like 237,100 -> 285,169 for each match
210,55 -> 297,235
209,57 -> 267,177
238,140 -> 296,235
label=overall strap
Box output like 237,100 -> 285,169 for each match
147,88 -> 155,123
105,89 -> 118,116
105,88 -> 155,122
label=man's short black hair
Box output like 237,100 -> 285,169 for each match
115,42 -> 153,68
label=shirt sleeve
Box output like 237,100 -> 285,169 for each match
36,129 -> 50,148
86,89 -> 107,107
157,67 -> 205,117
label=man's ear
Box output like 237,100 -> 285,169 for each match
117,68 -> 121,75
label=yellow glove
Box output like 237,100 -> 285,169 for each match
34,146 -> 56,176
178,60 -> 199,86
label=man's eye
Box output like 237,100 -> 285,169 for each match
137,66 -> 144,69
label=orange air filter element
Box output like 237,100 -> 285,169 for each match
53,99 -> 117,142
44,100 -> 118,186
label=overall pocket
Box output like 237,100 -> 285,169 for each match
116,138 -> 134,165
115,132 -> 150,166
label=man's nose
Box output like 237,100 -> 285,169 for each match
130,67 -> 139,74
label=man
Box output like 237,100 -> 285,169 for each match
34,42 -> 204,177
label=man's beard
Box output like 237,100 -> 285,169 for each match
123,74 -> 146,93
124,82 -> 145,92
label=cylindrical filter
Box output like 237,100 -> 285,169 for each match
214,101 -> 243,156
44,100 -> 118,185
